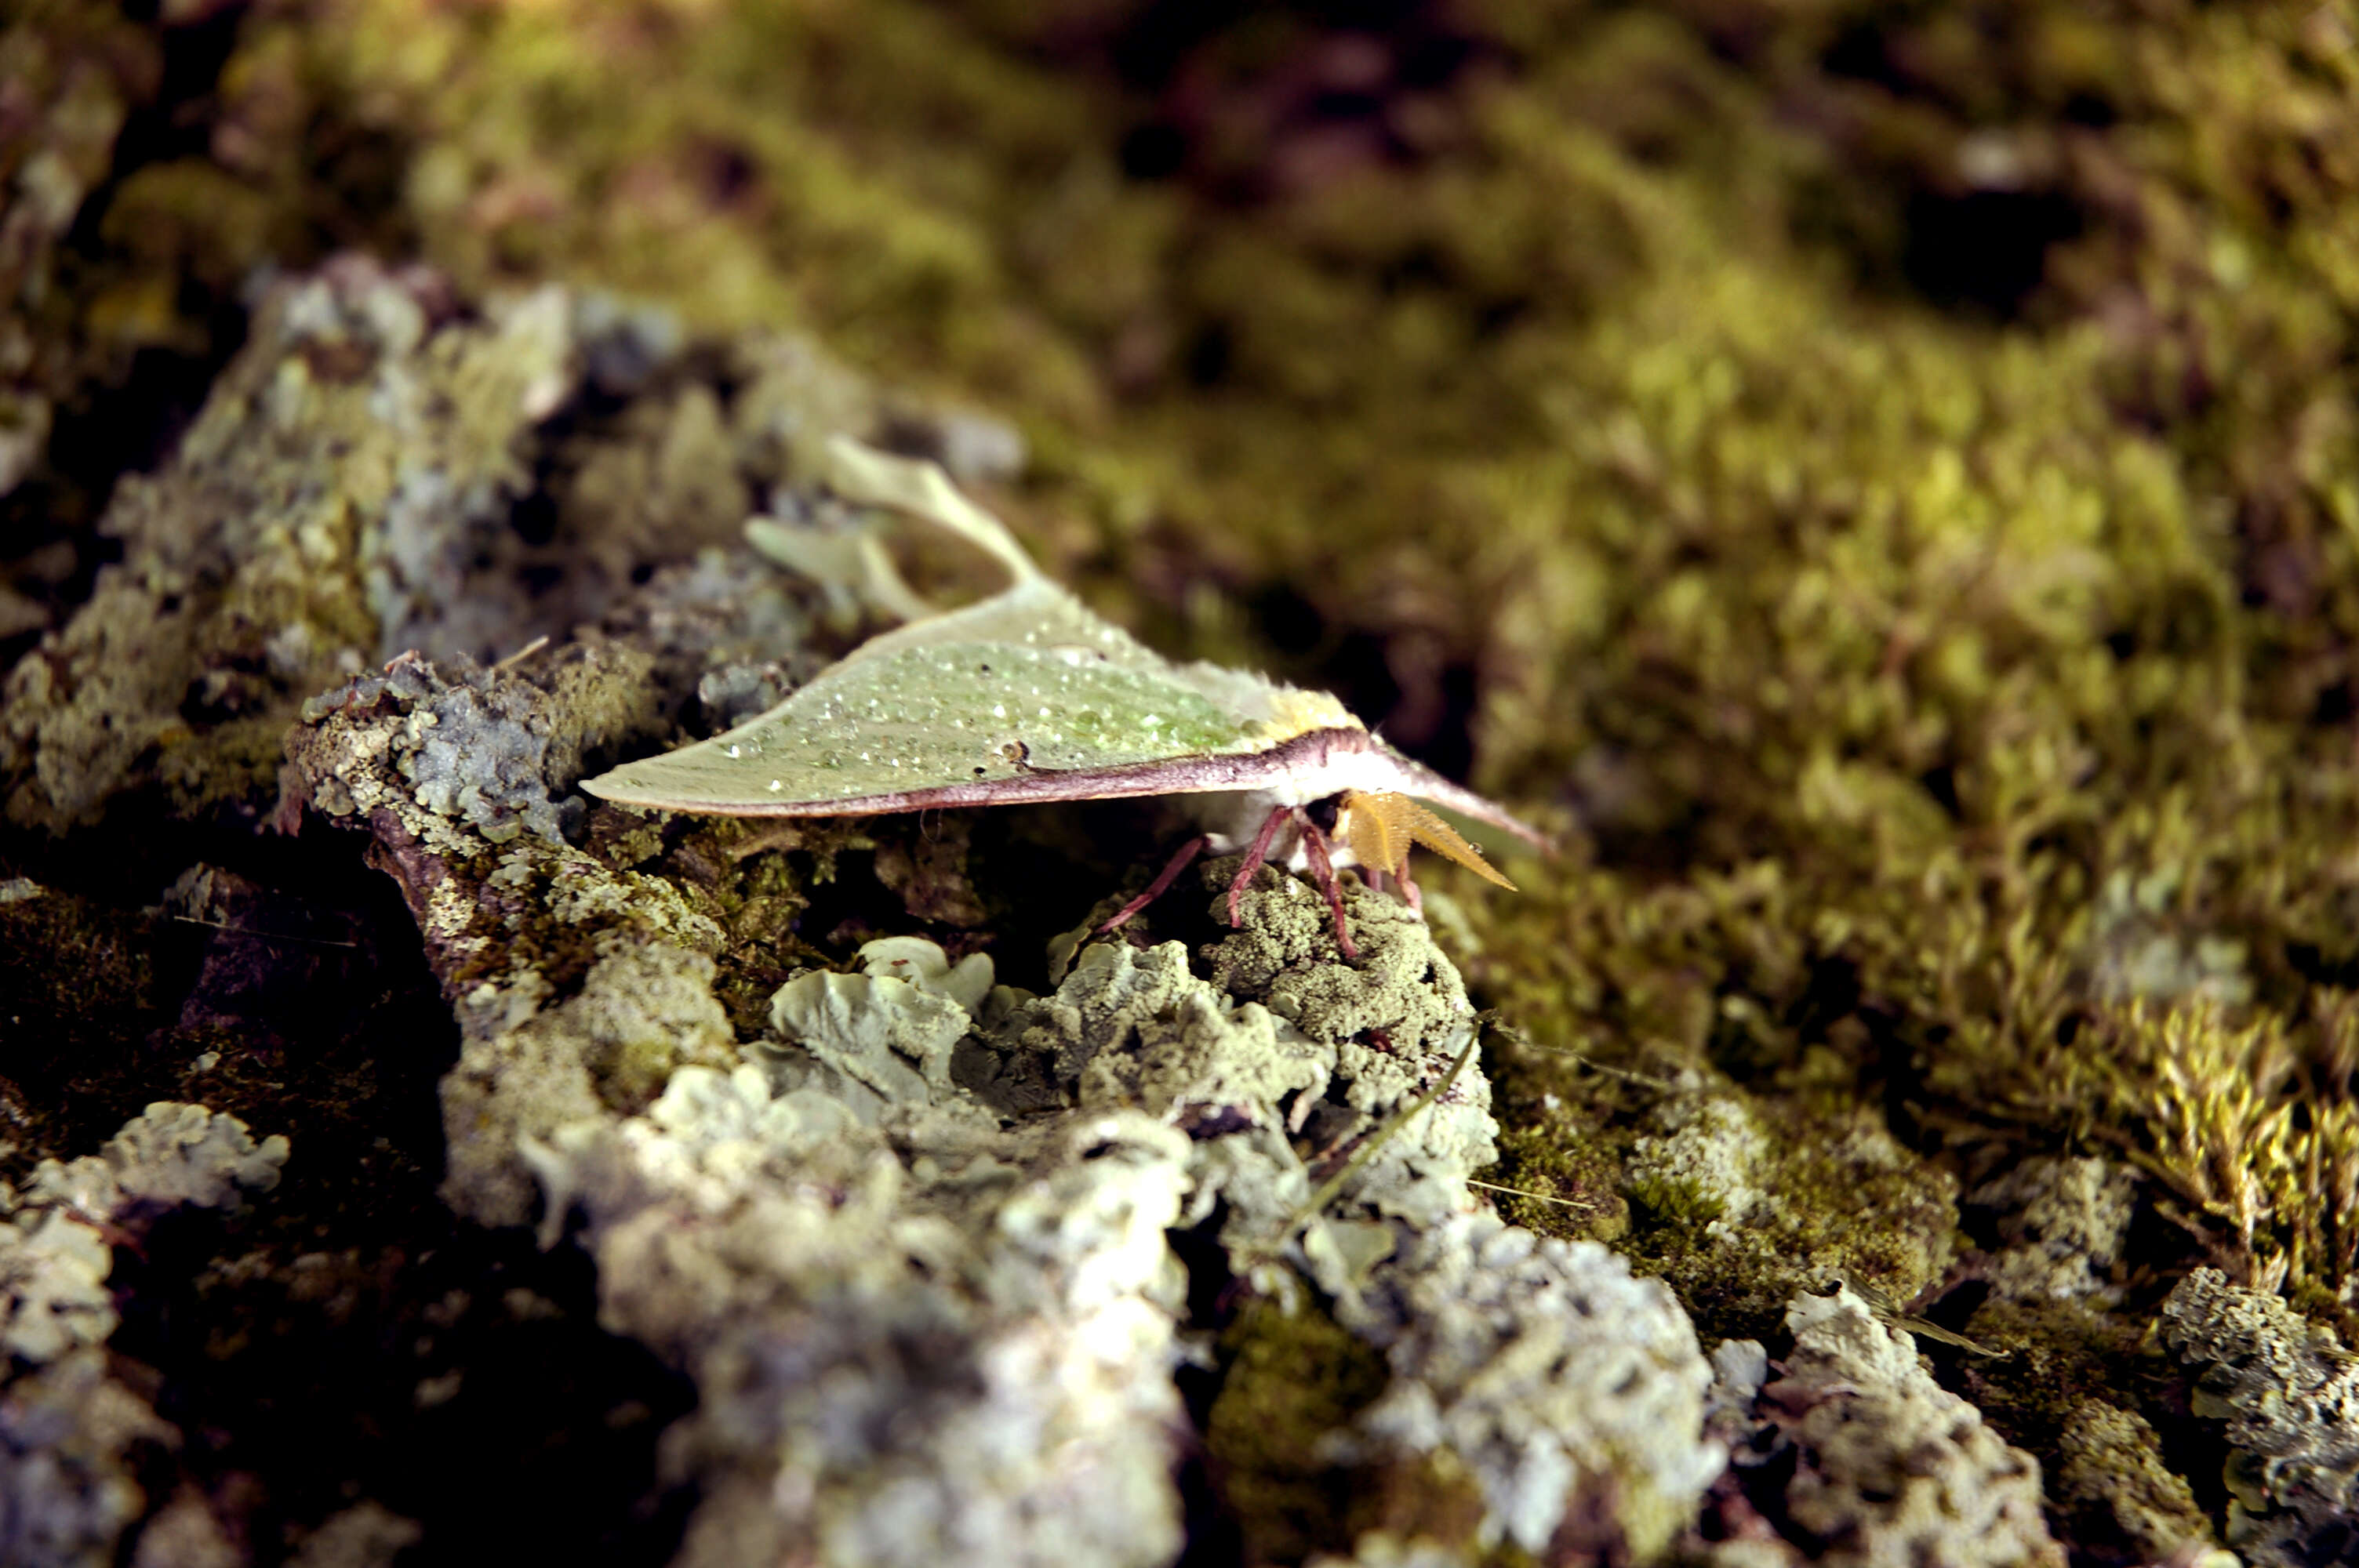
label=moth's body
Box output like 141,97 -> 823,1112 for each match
581,437 -> 1546,949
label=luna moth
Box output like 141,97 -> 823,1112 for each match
583,437 -> 1547,956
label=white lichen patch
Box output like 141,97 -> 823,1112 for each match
496,900 -> 1722,1566
858,935 -> 996,1016
0,1105 -> 285,1568
2158,1267 -> 2359,1567
2,1103 -> 287,1366
1746,1287 -> 2064,1568
26,1102 -> 289,1219
524,1066 -> 1192,1568
1332,1214 -> 1725,1562
0,1348 -> 178,1568
0,1210 -> 115,1367
440,942 -> 738,1227
1972,1156 -> 2138,1304
766,966 -> 974,1111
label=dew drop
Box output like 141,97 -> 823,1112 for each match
768,779 -> 783,792
992,704 -> 1006,717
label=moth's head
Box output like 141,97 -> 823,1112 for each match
1336,789 -> 1516,891
1302,794 -> 1343,835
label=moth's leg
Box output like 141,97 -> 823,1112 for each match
1396,858 -> 1423,916
1292,806 -> 1359,960
1097,834 -> 1208,935
1227,804 -> 1296,927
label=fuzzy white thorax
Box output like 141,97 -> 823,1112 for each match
1187,746 -> 1427,868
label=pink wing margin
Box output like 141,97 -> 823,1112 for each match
583,725 -> 1554,852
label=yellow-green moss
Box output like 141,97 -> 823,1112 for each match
1201,1298 -> 1390,1566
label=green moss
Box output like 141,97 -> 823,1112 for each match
1203,1293 -> 1517,1566
1486,1121 -> 1629,1245
1202,1297 -> 1390,1565
2049,1399 -> 2221,1566
1615,1094 -> 1961,1344
1940,1295 -> 2147,1457
2081,999 -> 2359,1324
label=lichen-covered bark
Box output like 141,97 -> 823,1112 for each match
9,3 -> 2359,1564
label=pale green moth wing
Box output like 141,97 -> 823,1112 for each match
580,574 -> 1364,815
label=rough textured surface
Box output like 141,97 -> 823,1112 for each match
0,252 -> 890,837
507,899 -> 1719,1567
12,2 -> 2359,1559
2046,1400 -> 2223,1568
1332,1214 -> 1720,1562
442,940 -> 740,1227
1750,1286 -> 2064,1568
1614,1086 -> 1964,1342
529,1069 -> 1191,1568
6,261 -> 537,831
267,390 -> 1719,1563
2158,1266 -> 2359,1567
0,1104 -> 285,1568
1972,1156 -> 2139,1305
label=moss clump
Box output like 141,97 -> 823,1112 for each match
1485,1123 -> 1629,1246
1202,1298 -> 1518,1567
1617,1092 -> 1960,1344
1202,1298 -> 1391,1566
2048,1399 -> 2219,1566
2081,1000 -> 2359,1323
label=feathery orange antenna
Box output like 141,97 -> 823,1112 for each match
1343,791 -> 1517,891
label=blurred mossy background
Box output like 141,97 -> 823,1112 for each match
9,0 -> 2359,1358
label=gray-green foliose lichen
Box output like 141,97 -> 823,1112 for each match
2157,1266 -> 2359,1567
1713,1285 -> 2066,1568
264,383 -> 1727,1560
0,1103 -> 286,1568
0,254 -> 905,837
515,885 -> 1725,1567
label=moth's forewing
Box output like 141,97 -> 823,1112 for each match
583,577 -> 1328,815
